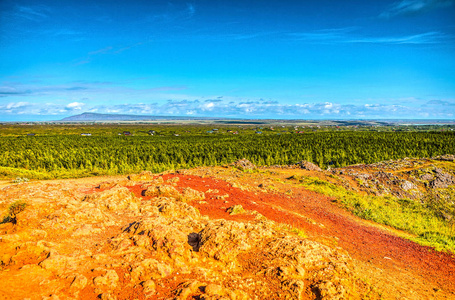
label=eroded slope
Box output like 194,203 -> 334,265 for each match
0,160 -> 454,299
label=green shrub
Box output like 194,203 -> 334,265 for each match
2,200 -> 28,225
12,177 -> 29,183
226,205 -> 246,215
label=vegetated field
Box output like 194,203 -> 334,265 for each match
0,124 -> 454,179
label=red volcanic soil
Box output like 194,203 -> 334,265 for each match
126,173 -> 455,298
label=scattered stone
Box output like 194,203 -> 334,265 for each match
231,159 -> 256,171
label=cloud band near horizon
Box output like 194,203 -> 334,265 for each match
0,99 -> 453,121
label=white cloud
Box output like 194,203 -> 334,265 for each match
347,32 -> 449,44
66,102 -> 85,110
289,28 -> 451,45
15,5 -> 50,21
6,102 -> 29,109
1,83 -> 454,120
380,0 -> 454,18
202,102 -> 215,110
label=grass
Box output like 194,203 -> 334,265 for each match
0,166 -> 134,180
295,176 -> 455,253
288,227 -> 307,238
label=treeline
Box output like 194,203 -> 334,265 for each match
0,131 -> 454,178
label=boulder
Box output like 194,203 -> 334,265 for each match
294,161 -> 322,171
93,269 -> 119,287
198,220 -> 274,261
141,279 -> 156,294
401,180 -> 418,191
154,197 -> 201,220
181,187 -> 205,202
123,214 -> 196,259
430,171 -> 455,189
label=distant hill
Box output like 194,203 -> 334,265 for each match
60,112 -> 219,122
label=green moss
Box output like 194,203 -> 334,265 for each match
226,205 -> 246,215
288,227 -> 307,238
298,176 -> 455,253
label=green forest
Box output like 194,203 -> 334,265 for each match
0,125 -> 454,179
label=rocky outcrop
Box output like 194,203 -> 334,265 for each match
334,157 -> 455,201
143,184 -> 181,198
429,168 -> 455,189
0,169 -> 378,299
432,154 -> 455,162
294,160 -> 322,171
83,186 -> 140,211
231,159 -> 256,171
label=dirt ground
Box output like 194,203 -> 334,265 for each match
1,167 -> 454,299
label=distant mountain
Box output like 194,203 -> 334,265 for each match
60,112 -> 218,122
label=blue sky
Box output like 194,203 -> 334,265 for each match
1,0 -> 455,121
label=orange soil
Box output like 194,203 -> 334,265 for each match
122,173 -> 455,298
3,171 -> 454,299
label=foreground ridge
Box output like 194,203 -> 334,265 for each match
1,159 -> 454,299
